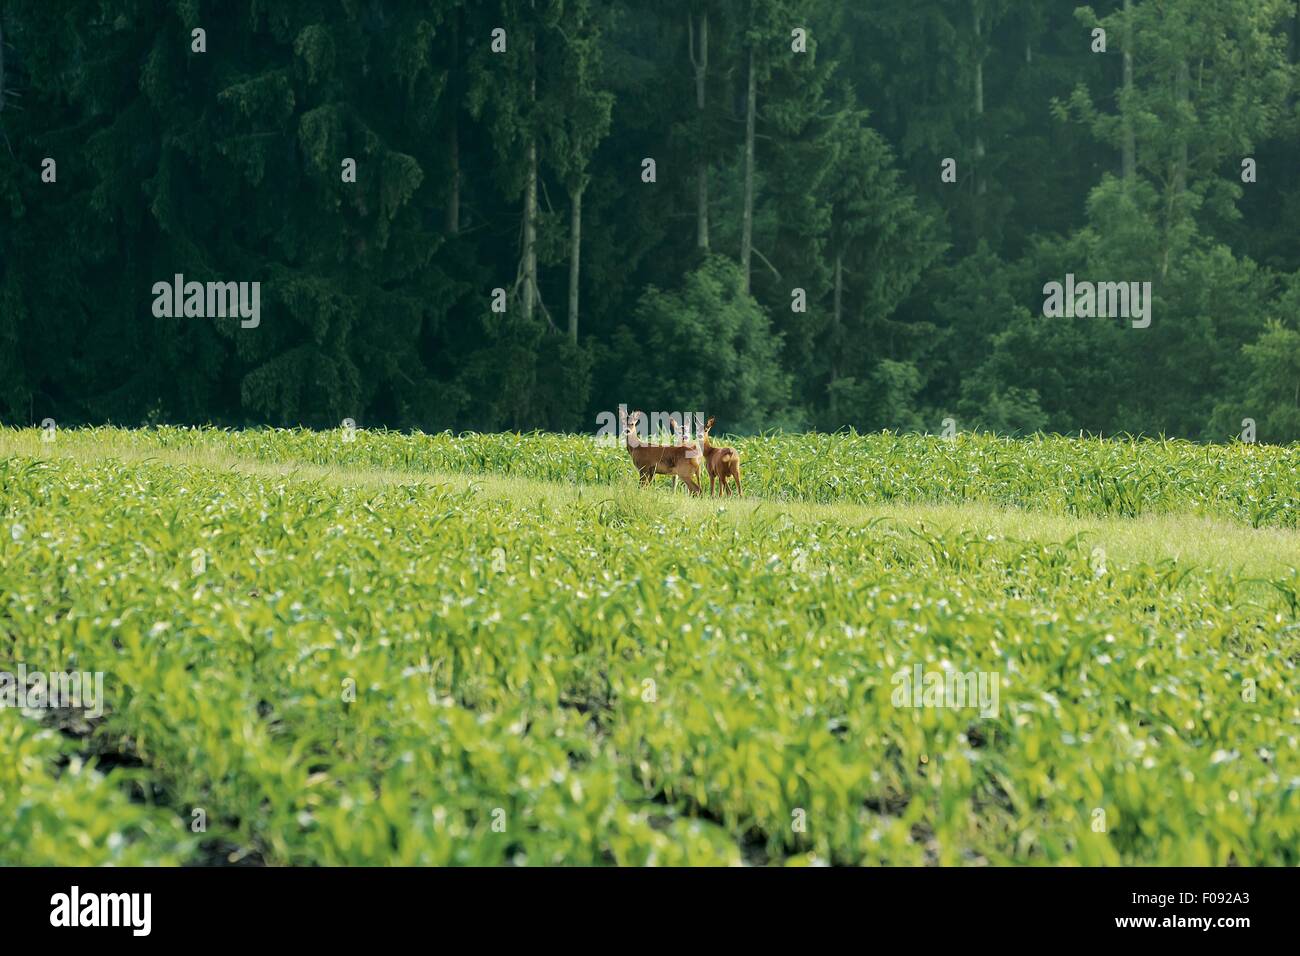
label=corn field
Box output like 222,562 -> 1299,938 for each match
17,425 -> 1298,525
1,427 -> 1297,865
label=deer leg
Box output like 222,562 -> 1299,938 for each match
732,469 -> 743,496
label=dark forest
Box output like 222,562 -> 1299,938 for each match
1,1 -> 1297,440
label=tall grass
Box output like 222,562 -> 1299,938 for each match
4,425 -> 1297,527
1,432 -> 1297,865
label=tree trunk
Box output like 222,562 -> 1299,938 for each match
1291,0 -> 1298,64
741,45 -> 756,293
568,183 -> 583,343
524,139 -> 537,321
831,249 -> 843,382
1289,2 -> 1299,110
1024,0 -> 1032,65
1162,59 -> 1190,278
523,34 -> 538,322
446,9 -> 461,234
689,10 -> 710,252
1175,60 -> 1189,195
1122,0 -> 1135,183
447,122 -> 461,234
973,2 -> 985,195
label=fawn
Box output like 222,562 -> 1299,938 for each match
625,410 -> 703,495
699,416 -> 742,496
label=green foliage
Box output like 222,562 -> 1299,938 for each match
616,257 -> 791,430
12,424 -> 1299,526
1,0 -> 1299,439
1,427 -> 1297,864
0,710 -> 194,865
1211,319 -> 1300,442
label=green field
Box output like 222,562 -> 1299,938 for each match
1,426 -> 1298,865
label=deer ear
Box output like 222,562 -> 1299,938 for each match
705,417 -> 716,432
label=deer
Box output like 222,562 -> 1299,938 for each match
698,416 -> 743,496
624,410 -> 703,495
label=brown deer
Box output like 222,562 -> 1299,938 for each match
624,410 -> 703,495
699,416 -> 742,496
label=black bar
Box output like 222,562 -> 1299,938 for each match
0,866 -> 1286,943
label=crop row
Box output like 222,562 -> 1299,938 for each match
1,450 -> 1297,864
9,425 -> 1294,528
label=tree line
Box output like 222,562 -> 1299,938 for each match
1,0 -> 1297,440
